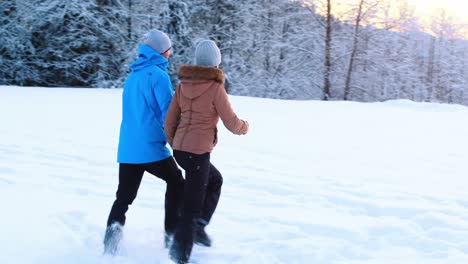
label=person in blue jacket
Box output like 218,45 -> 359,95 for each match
103,30 -> 185,255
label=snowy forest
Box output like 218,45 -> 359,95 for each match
1,0 -> 467,104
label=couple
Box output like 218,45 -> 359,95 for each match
103,30 -> 249,263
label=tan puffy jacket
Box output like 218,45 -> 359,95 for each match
164,65 -> 248,154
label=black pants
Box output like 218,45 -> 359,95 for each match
171,150 -> 223,257
106,156 -> 184,234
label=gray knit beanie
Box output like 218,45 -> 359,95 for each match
143,30 -> 172,54
195,40 -> 222,67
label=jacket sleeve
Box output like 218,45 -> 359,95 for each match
213,84 -> 249,135
164,86 -> 181,146
153,73 -> 174,124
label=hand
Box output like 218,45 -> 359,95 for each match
242,121 -> 249,135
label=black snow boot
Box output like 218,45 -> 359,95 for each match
194,219 -> 211,247
169,240 -> 190,264
103,223 -> 123,255
169,221 -> 195,264
164,232 -> 173,248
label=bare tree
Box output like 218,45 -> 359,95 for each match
323,0 -> 332,100
343,0 -> 365,100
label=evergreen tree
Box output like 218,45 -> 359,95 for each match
0,0 -> 37,85
27,0 -> 127,87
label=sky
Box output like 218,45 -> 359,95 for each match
409,0 -> 467,25
405,0 -> 468,38
309,0 -> 468,38
409,0 -> 468,37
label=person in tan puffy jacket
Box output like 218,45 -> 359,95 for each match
165,40 -> 248,263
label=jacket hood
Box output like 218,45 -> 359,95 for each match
179,65 -> 224,83
130,45 -> 168,72
178,65 -> 224,99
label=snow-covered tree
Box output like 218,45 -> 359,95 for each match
162,0 -> 193,84
0,0 -> 37,85
25,0 -> 128,87
1,0 -> 467,106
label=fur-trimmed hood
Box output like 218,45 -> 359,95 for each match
178,65 -> 224,84
177,65 -> 225,99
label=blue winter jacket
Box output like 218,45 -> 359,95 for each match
117,45 -> 174,164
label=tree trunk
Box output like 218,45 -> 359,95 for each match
344,0 -> 364,101
426,37 -> 436,101
323,0 -> 332,100
127,0 -> 132,40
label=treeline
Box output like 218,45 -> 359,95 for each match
1,0 -> 467,104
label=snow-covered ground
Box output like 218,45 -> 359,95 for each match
1,86 -> 468,264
